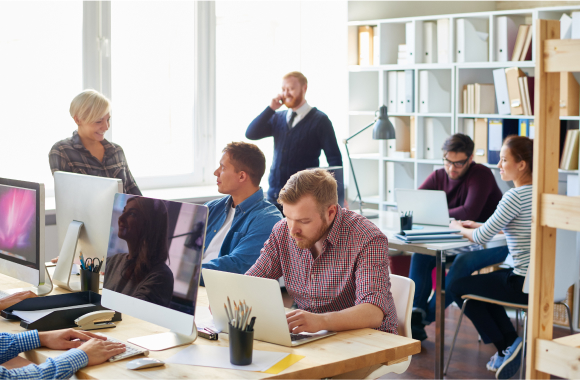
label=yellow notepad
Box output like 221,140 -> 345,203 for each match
262,354 -> 305,374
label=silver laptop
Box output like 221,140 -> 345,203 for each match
202,269 -> 336,347
395,189 -> 450,227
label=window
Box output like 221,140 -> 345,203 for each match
216,2 -> 348,189
0,2 -> 83,194
111,2 -> 196,180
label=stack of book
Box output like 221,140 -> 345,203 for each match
395,229 -> 467,244
511,24 -> 533,61
462,83 -> 495,114
492,66 -> 534,116
560,129 -> 580,170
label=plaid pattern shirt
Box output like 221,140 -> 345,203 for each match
246,207 -> 398,334
0,330 -> 88,379
49,131 -> 141,195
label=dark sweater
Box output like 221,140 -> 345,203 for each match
419,163 -> 502,222
246,106 -> 343,202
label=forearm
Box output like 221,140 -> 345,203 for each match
457,226 -> 476,242
0,349 -> 87,380
246,107 -> 275,140
320,303 -> 384,331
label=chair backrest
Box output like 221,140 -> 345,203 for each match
389,274 -> 415,338
523,229 -> 578,301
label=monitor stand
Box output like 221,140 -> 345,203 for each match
53,220 -> 83,292
6,266 -> 54,296
128,322 -> 198,351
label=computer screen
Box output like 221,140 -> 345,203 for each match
103,193 -> 208,320
0,184 -> 38,265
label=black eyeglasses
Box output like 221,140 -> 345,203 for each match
443,157 -> 469,168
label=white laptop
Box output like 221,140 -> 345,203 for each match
202,269 -> 336,347
395,189 -> 450,227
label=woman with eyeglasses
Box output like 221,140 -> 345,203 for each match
449,135 -> 533,379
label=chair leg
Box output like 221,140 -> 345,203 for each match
516,308 -> 520,335
519,312 -> 528,380
560,302 -> 574,334
444,300 -> 468,376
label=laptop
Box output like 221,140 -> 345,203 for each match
395,189 -> 450,227
202,269 -> 336,347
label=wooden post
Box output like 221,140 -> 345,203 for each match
526,19 -> 560,379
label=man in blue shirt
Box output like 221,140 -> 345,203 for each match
201,142 -> 282,282
0,328 -> 124,379
246,71 -> 343,209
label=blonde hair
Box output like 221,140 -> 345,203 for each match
70,89 -> 111,124
283,71 -> 308,87
278,169 -> 338,214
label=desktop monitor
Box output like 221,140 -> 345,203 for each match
102,193 -> 208,351
0,177 -> 52,295
53,172 -> 123,291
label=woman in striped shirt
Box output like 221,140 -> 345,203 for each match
449,136 -> 533,379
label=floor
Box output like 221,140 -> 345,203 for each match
380,304 -> 573,379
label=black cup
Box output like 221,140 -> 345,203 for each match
400,214 -> 413,233
80,268 -> 100,292
229,323 -> 253,365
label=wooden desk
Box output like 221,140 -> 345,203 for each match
368,210 -> 507,379
0,273 -> 420,379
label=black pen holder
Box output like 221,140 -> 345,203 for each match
400,214 -> 413,233
80,268 -> 100,292
228,323 -> 253,366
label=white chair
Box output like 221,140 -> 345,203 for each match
444,229 -> 578,379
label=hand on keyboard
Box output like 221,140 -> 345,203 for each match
97,335 -> 150,363
78,338 -> 127,366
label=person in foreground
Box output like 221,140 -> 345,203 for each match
201,142 -> 282,280
245,72 -> 342,210
449,136 -> 533,379
409,133 -> 508,341
0,328 -> 125,379
49,89 -> 141,195
246,169 -> 397,335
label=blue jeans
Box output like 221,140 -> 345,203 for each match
409,246 -> 509,324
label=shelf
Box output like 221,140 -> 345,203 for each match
558,169 -> 579,174
417,159 -> 444,165
458,114 -> 533,119
350,153 -> 381,160
560,116 -> 580,121
417,113 -> 453,118
383,157 -> 415,163
455,61 -> 535,69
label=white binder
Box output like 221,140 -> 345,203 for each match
456,18 -> 489,63
495,16 -> 523,62
572,12 -> 580,39
387,71 -> 398,112
463,118 -> 475,140
492,68 -> 511,115
406,22 -> 415,64
561,13 -> 572,39
437,19 -> 450,64
419,70 -> 450,113
386,135 -> 396,158
405,70 -> 414,113
424,118 -> 450,159
397,71 -> 406,114
386,161 -> 395,203
423,22 -> 437,63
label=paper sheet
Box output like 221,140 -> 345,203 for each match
12,304 -> 95,323
195,306 -> 220,332
165,345 -> 289,372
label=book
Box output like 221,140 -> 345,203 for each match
505,67 -> 526,115
511,25 -> 530,61
475,83 -> 495,114
410,116 -> 416,158
518,77 -> 530,116
519,25 -> 533,61
463,86 -> 468,114
560,129 -> 580,170
473,118 -> 488,163
522,76 -> 534,116
358,26 -> 374,66
373,26 -> 379,66
467,84 -> 475,114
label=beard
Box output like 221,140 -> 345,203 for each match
291,219 -> 330,249
283,91 -> 305,109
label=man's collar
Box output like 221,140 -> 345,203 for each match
224,188 -> 264,213
289,101 -> 311,117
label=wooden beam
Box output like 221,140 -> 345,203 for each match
541,194 -> 580,231
544,39 -> 580,73
526,19 -> 561,380
535,339 -> 580,379
553,333 -> 580,347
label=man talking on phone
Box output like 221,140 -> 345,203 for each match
246,71 -> 342,211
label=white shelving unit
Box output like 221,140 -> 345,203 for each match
347,4 -> 580,209
347,4 -> 580,333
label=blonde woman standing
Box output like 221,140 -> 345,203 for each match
49,89 -> 141,195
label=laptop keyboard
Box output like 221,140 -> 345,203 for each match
290,333 -> 311,342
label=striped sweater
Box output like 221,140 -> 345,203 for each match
472,185 -> 532,277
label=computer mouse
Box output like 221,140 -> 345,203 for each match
126,357 -> 165,370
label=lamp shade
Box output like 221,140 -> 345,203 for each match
372,105 -> 396,140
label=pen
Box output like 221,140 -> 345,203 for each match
247,316 -> 256,332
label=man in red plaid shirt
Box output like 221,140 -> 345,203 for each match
246,169 -> 398,335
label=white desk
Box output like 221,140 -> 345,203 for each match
368,210 -> 506,379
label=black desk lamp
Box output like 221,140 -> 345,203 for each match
344,105 -> 396,218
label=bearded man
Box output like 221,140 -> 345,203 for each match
246,169 -> 398,336
245,72 -> 342,210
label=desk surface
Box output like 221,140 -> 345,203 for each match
369,210 -> 507,255
0,274 -> 420,379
